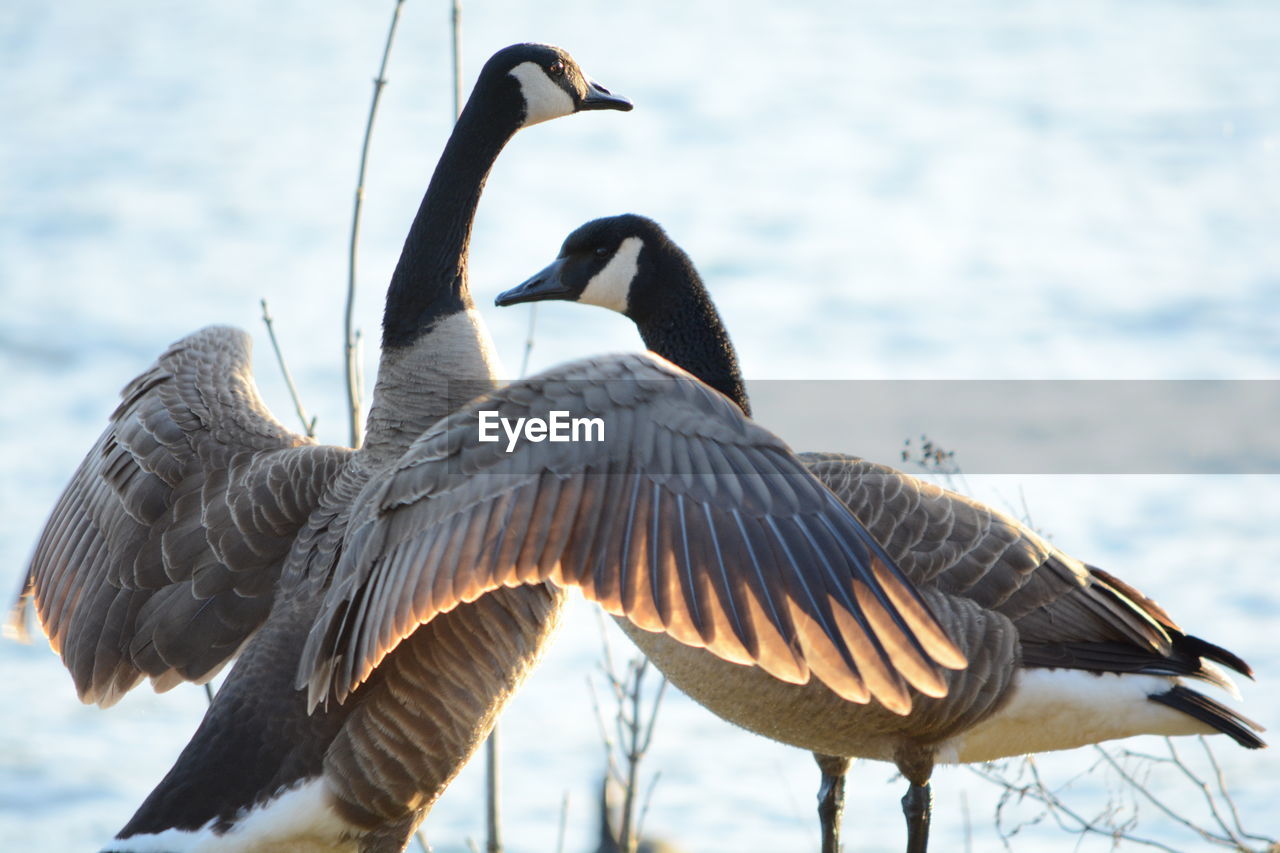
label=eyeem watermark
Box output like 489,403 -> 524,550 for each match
478,410 -> 605,452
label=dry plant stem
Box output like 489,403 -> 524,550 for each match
1095,746 -> 1240,848
485,726 -> 503,853
1164,739 -> 1244,846
259,299 -> 317,437
970,758 -> 1178,853
636,770 -> 663,846
617,660 -> 667,851
587,675 -> 624,786
519,304 -> 537,378
1200,737 -> 1273,846
968,745 -> 1280,853
617,663 -> 645,851
345,0 -> 406,449
588,614 -> 668,853
439,9 -> 505,849
451,0 -> 463,119
555,792 -> 570,853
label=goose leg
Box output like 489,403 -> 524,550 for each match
813,752 -> 852,853
901,781 -> 931,853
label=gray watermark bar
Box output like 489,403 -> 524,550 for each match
747,380 -> 1279,475
447,379 -> 1278,475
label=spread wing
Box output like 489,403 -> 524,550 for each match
799,452 -> 1250,688
13,326 -> 350,706
301,353 -> 966,713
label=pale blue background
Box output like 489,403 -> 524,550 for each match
2,2 -> 1277,850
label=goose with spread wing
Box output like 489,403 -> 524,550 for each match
14,44 -> 635,852
495,213 -> 1265,853
14,51 -> 965,853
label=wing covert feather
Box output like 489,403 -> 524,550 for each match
797,452 -> 1177,661
14,326 -> 350,705
301,353 -> 965,711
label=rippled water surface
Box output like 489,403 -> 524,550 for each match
2,2 -> 1278,850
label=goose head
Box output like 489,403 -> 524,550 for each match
378,46 -> 630,351
495,214 -> 679,319
497,214 -> 751,415
479,43 -> 632,130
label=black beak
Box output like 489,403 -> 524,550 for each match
495,258 -> 572,306
579,79 -> 633,112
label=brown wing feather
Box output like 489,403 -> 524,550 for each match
301,353 -> 966,711
796,452 -> 1208,669
12,326 -> 350,705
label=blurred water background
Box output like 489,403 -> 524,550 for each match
2,1 -> 1277,850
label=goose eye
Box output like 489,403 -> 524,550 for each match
593,246 -> 609,258
548,60 -> 565,76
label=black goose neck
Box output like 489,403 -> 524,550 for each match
381,88 -> 523,348
629,248 -> 752,417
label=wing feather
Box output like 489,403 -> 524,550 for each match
14,326 -> 349,705
798,451 -> 1241,690
300,353 -> 964,712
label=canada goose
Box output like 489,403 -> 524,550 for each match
15,51 -> 968,853
495,213 -> 1266,853
13,43 -> 633,851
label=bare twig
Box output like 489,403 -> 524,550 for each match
1094,746 -> 1234,847
1200,737 -> 1273,846
519,303 -> 538,378
485,725 -> 503,853
450,0 -> 463,120
617,661 -> 645,849
972,743 -> 1275,852
589,619 -> 668,853
635,769 -> 663,843
1163,738 -> 1241,845
555,791 -> 570,853
260,299 -> 317,437
413,831 -> 431,852
345,0 -> 406,449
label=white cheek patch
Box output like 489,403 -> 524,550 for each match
507,61 -> 576,126
579,236 -> 642,314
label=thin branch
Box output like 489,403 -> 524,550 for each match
618,661 -> 644,851
586,674 -> 624,788
519,303 -> 538,378
1163,739 -> 1240,846
1200,737 -> 1273,846
485,725 -> 502,853
260,299 -> 317,437
638,674 -> 668,756
971,757 -> 1181,853
1094,746 -> 1232,847
450,0 -> 463,121
554,791 -> 570,853
635,769 -> 662,843
345,0 -> 406,449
